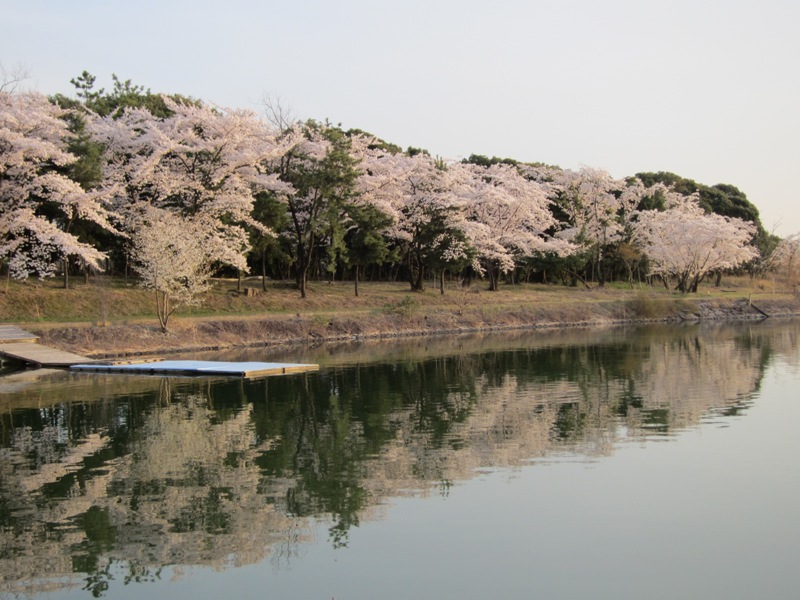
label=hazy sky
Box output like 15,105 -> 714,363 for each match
3,0 -> 798,235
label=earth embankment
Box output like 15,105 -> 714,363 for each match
25,294 -> 800,359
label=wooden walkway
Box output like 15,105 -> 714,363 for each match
1,325 -> 93,367
0,342 -> 94,368
0,325 -> 39,343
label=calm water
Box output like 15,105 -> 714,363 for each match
1,321 -> 798,599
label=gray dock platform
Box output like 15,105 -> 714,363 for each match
1,326 -> 318,378
71,360 -> 319,378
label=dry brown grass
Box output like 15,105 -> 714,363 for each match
0,276 -> 583,323
1,273 -> 795,324
3,274 -> 798,358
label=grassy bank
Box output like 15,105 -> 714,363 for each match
2,276 -> 798,358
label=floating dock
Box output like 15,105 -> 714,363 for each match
70,360 -> 319,378
1,326 -> 318,378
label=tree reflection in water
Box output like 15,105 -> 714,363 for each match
0,320 -> 797,596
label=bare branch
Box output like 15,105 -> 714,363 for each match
261,93 -> 296,131
0,61 -> 31,93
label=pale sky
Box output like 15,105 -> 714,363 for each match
3,0 -> 798,235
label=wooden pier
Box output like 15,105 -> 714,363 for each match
0,342 -> 94,368
0,325 -> 39,343
1,326 -> 94,368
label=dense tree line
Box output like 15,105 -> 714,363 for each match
1,73 -> 789,328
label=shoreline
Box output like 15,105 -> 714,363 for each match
27,296 -> 800,360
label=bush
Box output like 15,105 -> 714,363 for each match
628,293 -> 672,319
381,296 -> 418,318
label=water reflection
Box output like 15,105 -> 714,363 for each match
0,320 -> 797,596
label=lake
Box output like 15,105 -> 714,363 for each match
1,320 -> 798,599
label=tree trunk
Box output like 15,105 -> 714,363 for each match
409,251 -> 425,291
62,258 -> 69,289
299,275 -> 307,299
439,270 -> 445,295
354,265 -> 360,297
261,249 -> 267,291
413,264 -> 425,292
156,290 -> 170,333
596,253 -> 606,287
296,255 -> 308,299
676,272 -> 688,293
299,250 -> 311,298
295,234 -> 313,299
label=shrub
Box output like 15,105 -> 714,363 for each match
382,296 -> 418,318
628,293 -> 672,319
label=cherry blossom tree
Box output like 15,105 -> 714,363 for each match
91,96 -> 298,287
353,141 -> 412,227
130,207 -> 211,332
552,167 -> 625,286
769,233 -> 800,288
355,152 -> 576,292
633,193 -> 759,292
1,91 -> 112,283
365,151 -> 473,292
453,162 -> 574,290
